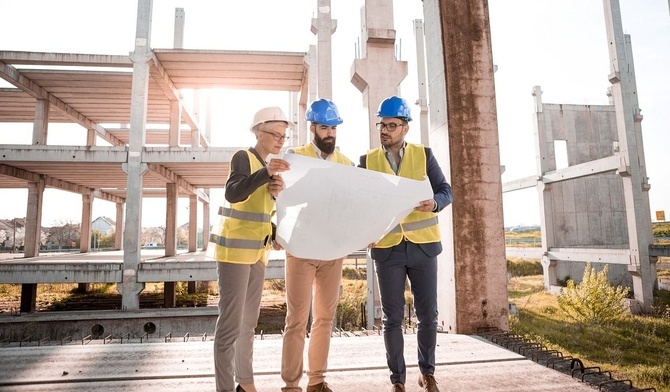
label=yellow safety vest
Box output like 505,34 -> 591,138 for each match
210,150 -> 274,264
293,143 -> 353,166
367,143 -> 440,248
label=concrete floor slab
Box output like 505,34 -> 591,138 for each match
0,333 -> 596,392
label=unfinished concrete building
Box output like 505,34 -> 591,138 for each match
503,1 -> 657,312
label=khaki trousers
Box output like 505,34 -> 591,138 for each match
281,253 -> 344,391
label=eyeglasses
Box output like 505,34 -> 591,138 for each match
260,130 -> 289,143
376,122 -> 406,132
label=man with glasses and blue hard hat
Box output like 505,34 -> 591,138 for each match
359,96 -> 453,392
280,99 -> 354,392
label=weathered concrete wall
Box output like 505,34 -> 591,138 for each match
538,103 -> 629,282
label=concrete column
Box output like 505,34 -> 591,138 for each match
311,0 -> 337,99
413,19 -> 430,146
20,284 -> 37,313
603,0 -> 654,311
188,195 -> 197,252
164,282 -> 177,308
532,86 -> 558,288
351,0 -> 407,150
173,7 -> 185,49
24,179 -> 45,257
86,128 -> 96,147
422,0 -> 455,333
429,0 -> 508,334
80,193 -> 93,253
366,251 -> 382,329
191,91 -> 201,147
120,0 -> 152,311
165,182 -> 178,257
304,45 -> 317,145
169,100 -> 181,147
202,191 -> 210,251
115,202 -> 124,250
32,99 -> 49,145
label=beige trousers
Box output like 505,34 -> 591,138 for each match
281,253 -> 344,391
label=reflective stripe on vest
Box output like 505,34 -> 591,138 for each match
211,150 -> 273,264
209,233 -> 266,250
388,215 -> 439,234
218,206 -> 270,223
367,143 -> 440,248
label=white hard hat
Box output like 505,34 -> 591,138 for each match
249,106 -> 294,131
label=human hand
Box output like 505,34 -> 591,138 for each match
268,175 -> 284,197
272,241 -> 284,251
414,199 -> 436,212
267,158 -> 290,177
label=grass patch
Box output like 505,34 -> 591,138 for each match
510,275 -> 670,391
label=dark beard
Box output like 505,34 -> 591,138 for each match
314,133 -> 336,154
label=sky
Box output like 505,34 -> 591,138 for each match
0,0 -> 668,229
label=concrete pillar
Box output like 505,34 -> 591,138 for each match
164,282 -> 177,308
365,251 -> 382,329
173,7 -> 185,49
351,0 -> 408,150
169,100 -> 181,147
202,191 -> 210,251
304,45 -> 317,145
165,182 -> 178,257
120,0 -> 152,311
115,202 -> 124,250
32,99 -> 48,145
86,128 -> 96,147
311,0 -> 337,99
532,86 -> 558,289
603,0 -> 654,311
425,0 -> 508,334
188,195 -> 197,252
24,179 -> 45,257
80,193 -> 93,253
20,284 -> 37,313
191,91 -> 201,147
413,19 -> 430,146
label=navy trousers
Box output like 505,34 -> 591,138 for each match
374,240 -> 439,384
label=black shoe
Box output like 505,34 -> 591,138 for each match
236,385 -> 246,392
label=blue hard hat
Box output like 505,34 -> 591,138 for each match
377,96 -> 413,121
306,99 -> 343,126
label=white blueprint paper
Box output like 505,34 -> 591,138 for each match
275,153 -> 433,260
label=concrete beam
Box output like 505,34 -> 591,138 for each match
0,51 -> 131,67
542,155 -> 620,183
0,61 -> 126,147
547,247 -> 631,264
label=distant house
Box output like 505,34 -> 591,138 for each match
92,216 -> 115,234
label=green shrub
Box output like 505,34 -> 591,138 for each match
557,262 -> 630,324
507,259 -> 543,277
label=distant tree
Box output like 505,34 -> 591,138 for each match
177,227 -> 189,247
49,219 -> 81,249
142,226 -> 165,246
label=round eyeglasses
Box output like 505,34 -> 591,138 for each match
260,130 -> 289,143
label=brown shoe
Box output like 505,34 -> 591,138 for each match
418,373 -> 440,392
391,382 -> 406,392
306,382 -> 332,392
